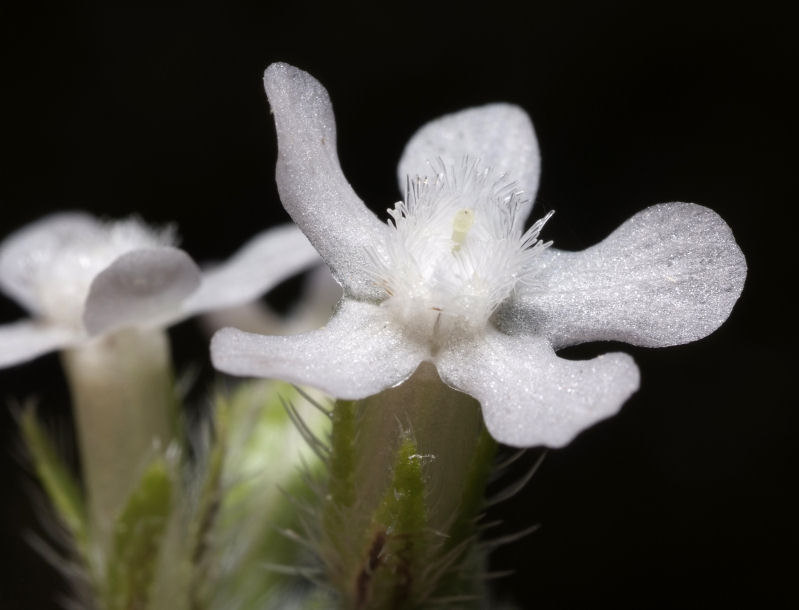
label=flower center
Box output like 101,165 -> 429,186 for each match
366,159 -> 552,348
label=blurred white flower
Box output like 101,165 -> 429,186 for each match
199,264 -> 342,337
0,212 -> 319,367
212,63 -> 747,448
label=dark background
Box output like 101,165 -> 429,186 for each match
1,1 -> 796,608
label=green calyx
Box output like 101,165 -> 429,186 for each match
104,457 -> 173,610
318,364 -> 496,609
20,377 -> 332,610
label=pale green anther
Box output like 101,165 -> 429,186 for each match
451,208 -> 475,251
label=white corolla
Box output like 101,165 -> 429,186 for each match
212,63 -> 746,448
0,212 -> 319,367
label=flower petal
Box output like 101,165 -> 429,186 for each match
499,203 -> 747,349
0,212 -> 99,315
211,299 -> 424,398
264,62 -> 388,300
436,331 -> 640,448
398,104 -> 541,221
83,247 -> 202,336
181,224 -> 321,317
198,261 -> 342,337
0,319 -> 81,368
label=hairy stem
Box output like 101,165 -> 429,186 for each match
322,363 -> 496,608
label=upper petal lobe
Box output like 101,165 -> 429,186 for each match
264,63 -> 388,300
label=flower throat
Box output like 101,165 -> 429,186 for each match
366,158 -> 554,348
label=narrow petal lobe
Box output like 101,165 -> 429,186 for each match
211,299 -> 425,398
181,224 -> 321,317
398,104 -> 541,221
264,62 -> 387,300
0,320 -> 81,368
436,332 -> 640,448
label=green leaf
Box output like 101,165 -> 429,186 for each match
18,404 -> 89,556
184,396 -> 229,610
372,435 -> 427,538
361,434 -> 429,609
105,457 -> 172,610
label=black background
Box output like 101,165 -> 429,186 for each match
1,1 -> 796,608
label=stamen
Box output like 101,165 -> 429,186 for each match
451,209 -> 475,252
366,158 -> 554,344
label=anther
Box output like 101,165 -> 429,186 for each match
451,208 -> 475,252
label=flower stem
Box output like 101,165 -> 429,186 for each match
61,327 -> 178,551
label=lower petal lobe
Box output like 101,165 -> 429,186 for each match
436,331 -> 640,448
211,299 -> 424,399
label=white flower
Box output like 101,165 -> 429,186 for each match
0,211 -> 319,368
211,63 -> 747,448
199,264 -> 343,337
